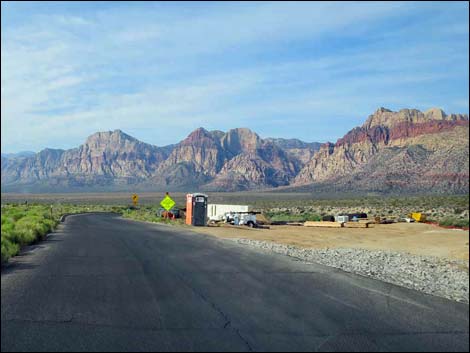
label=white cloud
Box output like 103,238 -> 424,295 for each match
1,1 -> 468,152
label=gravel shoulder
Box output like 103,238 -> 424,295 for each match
190,223 -> 469,304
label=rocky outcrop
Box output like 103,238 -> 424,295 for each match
2,107 -> 468,194
156,128 -> 227,182
1,130 -> 173,189
2,127 -> 317,192
294,108 -> 469,194
152,128 -> 305,190
264,138 -> 321,164
206,139 -> 302,191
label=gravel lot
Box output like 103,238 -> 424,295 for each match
231,238 -> 469,304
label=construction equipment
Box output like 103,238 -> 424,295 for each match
410,212 -> 426,223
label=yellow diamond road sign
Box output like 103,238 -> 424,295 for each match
132,194 -> 139,205
160,195 -> 175,211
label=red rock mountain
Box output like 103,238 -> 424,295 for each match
1,108 -> 468,194
293,108 -> 469,193
1,128 -> 316,192
1,130 -> 172,191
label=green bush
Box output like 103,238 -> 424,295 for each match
439,218 -> 469,228
1,205 -> 60,263
1,203 -> 121,263
1,237 -> 20,263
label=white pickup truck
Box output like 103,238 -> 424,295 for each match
224,212 -> 257,227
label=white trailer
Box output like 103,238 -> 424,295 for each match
207,204 -> 252,221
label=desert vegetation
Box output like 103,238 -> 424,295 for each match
1,194 -> 468,263
260,195 -> 469,226
0,203 -> 188,263
1,205 -> 59,263
0,204 -> 123,263
438,217 -> 469,228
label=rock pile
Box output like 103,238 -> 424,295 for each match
233,239 -> 469,303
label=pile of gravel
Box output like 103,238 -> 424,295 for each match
232,239 -> 469,303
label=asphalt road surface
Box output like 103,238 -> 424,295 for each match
2,213 -> 469,352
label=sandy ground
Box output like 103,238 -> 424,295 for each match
190,222 -> 469,261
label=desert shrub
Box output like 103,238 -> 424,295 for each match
12,216 -> 46,244
0,203 -> 120,263
439,218 -> 469,228
303,213 -> 322,221
1,219 -> 15,235
1,237 -> 20,263
1,206 -> 58,257
8,210 -> 27,222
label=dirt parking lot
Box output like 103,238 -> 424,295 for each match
191,222 -> 469,261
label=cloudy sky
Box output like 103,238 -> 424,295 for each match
1,1 -> 469,153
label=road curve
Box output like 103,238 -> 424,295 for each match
2,213 -> 469,352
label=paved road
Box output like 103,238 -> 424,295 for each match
2,213 -> 469,352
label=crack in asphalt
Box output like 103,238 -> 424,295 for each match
2,214 -> 468,352
172,268 -> 233,329
114,232 -> 254,351
115,236 -> 166,330
150,251 -> 254,351
234,329 -> 254,352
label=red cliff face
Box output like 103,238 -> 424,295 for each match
336,119 -> 468,147
388,120 -> 468,140
294,107 -> 469,193
180,128 -> 215,147
336,126 -> 389,147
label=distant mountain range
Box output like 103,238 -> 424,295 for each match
1,127 -> 319,192
1,107 -> 468,194
1,151 -> 36,160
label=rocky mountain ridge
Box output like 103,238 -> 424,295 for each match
1,127 -> 318,192
293,108 -> 469,193
2,107 -> 468,194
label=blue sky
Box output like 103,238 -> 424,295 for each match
1,1 -> 469,153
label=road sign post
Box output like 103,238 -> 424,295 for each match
160,192 -> 176,219
132,194 -> 139,207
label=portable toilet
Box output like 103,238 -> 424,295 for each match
186,193 -> 208,226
